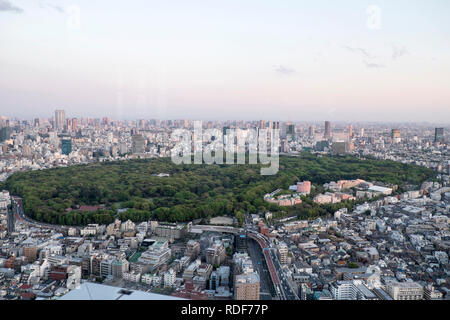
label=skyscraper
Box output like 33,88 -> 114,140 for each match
0,127 -> 11,142
324,121 -> 331,139
61,139 -> 72,155
287,124 -> 295,136
391,129 -> 401,139
435,128 -> 444,143
258,120 -> 265,129
55,110 -> 66,130
72,118 -> 78,132
132,134 -> 146,154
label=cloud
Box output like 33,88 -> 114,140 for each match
363,61 -> 386,69
274,65 -> 295,75
392,45 -> 408,60
0,0 -> 23,13
39,2 -> 65,13
342,45 -> 375,59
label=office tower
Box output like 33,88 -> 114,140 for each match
119,143 -> 128,155
332,141 -> 349,155
391,129 -> 401,139
34,118 -> 40,127
55,109 -> 65,130
235,234 -> 247,253
258,120 -> 265,129
309,125 -> 315,137
348,124 -> 353,141
324,121 -> 331,139
61,139 -> 72,155
287,124 -> 295,136
434,128 -> 444,143
72,118 -> 78,132
0,127 -> 11,142
132,134 -> 145,154
209,271 -> 218,291
234,272 -> 260,300
360,128 -> 365,137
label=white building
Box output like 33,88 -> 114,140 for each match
123,271 -> 141,283
386,281 -> 423,300
164,269 -> 176,287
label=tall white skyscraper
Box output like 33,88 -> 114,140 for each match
55,109 -> 65,130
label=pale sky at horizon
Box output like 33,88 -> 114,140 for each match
1,0 -> 450,122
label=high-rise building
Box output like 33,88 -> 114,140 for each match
0,127 -> 11,142
235,234 -> 247,253
332,141 -> 349,155
309,125 -> 315,137
234,272 -> 260,300
434,127 -> 444,143
391,129 -> 401,139
55,109 -> 66,130
278,241 -> 288,264
22,246 -> 37,263
287,124 -> 295,136
132,134 -> 146,154
348,124 -> 353,141
61,139 -> 72,155
324,121 -> 331,139
72,118 -> 78,132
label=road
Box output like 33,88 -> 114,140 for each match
246,237 -> 275,299
11,196 -> 69,232
193,223 -> 298,300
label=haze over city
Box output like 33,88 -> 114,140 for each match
1,0 -> 450,122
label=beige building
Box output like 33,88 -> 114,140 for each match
235,272 -> 260,300
278,242 -> 288,265
386,281 -> 423,300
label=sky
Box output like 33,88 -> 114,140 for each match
1,0 -> 450,123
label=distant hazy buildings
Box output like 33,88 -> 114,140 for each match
435,127 -> 444,143
131,134 -> 145,154
324,121 -> 331,139
55,110 -> 66,131
391,129 -> 401,139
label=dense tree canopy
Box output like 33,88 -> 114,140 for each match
1,153 -> 434,226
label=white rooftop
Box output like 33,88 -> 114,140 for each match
59,282 -> 184,300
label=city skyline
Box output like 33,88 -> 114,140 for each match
1,0 -> 450,122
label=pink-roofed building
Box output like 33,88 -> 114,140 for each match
297,181 -> 311,194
